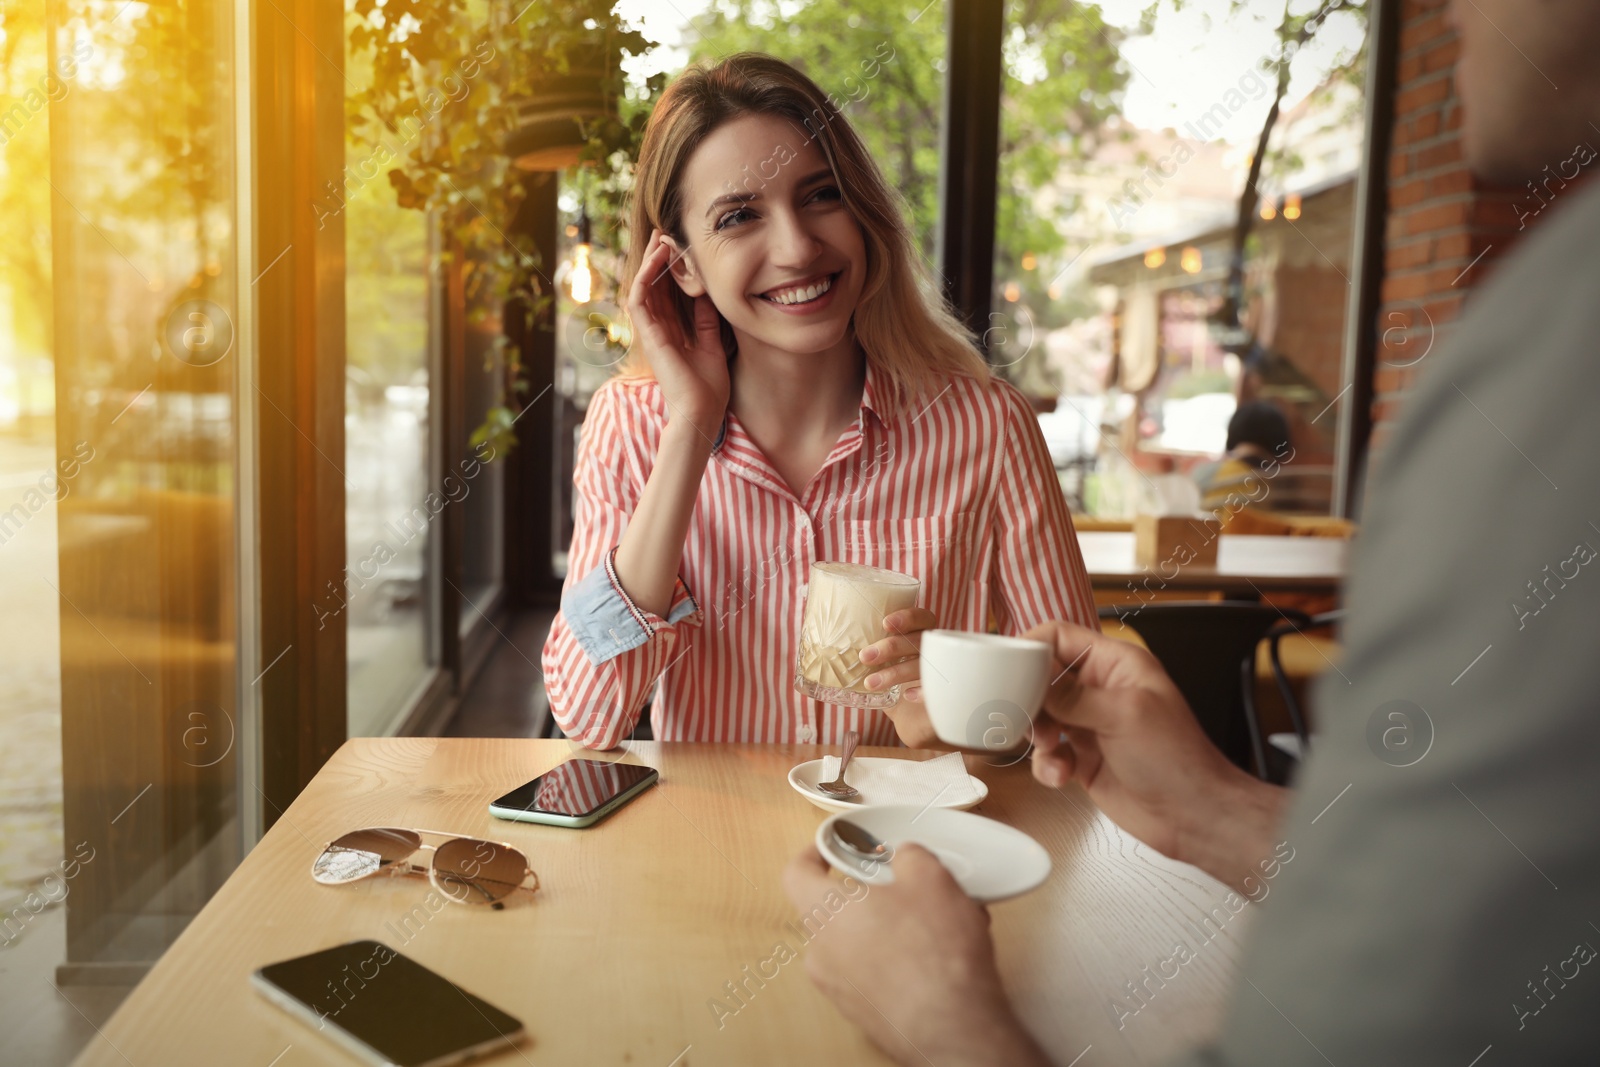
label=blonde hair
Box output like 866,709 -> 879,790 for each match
618,52 -> 989,416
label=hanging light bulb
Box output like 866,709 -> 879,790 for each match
555,210 -> 605,305
1283,193 -> 1302,220
569,242 -> 595,303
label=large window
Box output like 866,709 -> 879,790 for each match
2,0 -> 244,1058
994,0 -> 1369,516
343,0 -> 440,736
337,0 -> 523,732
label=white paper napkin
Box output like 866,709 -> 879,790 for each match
816,752 -> 981,808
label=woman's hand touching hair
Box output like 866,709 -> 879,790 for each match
627,229 -> 730,443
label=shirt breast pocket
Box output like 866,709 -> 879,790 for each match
842,513 -> 978,598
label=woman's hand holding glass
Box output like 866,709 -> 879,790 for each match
627,228 -> 730,443
858,606 -> 939,701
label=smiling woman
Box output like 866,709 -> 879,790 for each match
617,55 -> 987,415
540,53 -> 1099,750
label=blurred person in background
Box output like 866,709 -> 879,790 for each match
1189,399 -> 1292,513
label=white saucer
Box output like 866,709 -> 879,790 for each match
787,759 -> 988,814
814,805 -> 1052,903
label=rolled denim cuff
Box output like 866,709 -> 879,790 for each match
561,547 -> 701,665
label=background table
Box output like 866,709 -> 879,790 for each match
1077,530 -> 1347,596
74,740 -> 1245,1066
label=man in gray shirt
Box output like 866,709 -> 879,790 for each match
783,1 -> 1600,1062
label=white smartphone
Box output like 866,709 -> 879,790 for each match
488,759 -> 658,828
252,940 -> 524,1067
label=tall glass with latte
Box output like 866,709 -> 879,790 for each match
794,562 -> 922,709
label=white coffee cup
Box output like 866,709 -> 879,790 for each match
917,630 -> 1053,751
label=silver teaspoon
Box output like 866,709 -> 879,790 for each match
815,730 -> 861,801
833,819 -> 895,868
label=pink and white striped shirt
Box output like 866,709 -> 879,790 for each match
541,363 -> 1098,750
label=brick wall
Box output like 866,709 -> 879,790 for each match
1263,260 -> 1349,481
1272,262 -> 1350,403
1373,0 -> 1527,444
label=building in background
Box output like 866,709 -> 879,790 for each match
1078,77 -> 1364,514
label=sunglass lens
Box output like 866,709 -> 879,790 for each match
313,828 -> 422,884
432,838 -> 527,906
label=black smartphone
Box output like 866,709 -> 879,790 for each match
252,940 -> 524,1067
488,759 -> 658,828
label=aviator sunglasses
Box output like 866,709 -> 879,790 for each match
311,827 -> 540,910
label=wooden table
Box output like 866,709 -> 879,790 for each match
75,740 -> 1243,1067
1077,530 -> 1347,596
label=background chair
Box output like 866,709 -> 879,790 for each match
1252,608 -> 1345,782
1099,601 -> 1308,778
